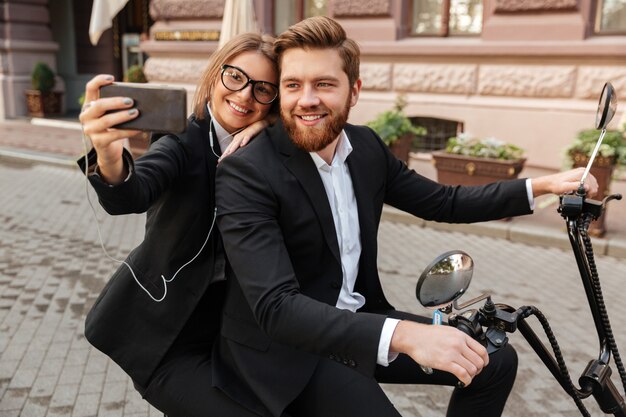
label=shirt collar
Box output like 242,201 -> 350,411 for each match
207,103 -> 230,143
310,130 -> 353,170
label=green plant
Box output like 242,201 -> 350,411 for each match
124,65 -> 147,83
367,95 -> 426,146
565,129 -> 626,167
31,62 -> 56,93
445,133 -> 525,160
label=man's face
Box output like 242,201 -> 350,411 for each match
279,48 -> 361,153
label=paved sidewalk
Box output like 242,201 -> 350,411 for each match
0,118 -> 85,163
1,158 -> 625,417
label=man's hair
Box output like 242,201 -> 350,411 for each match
274,16 -> 360,87
192,32 -> 277,118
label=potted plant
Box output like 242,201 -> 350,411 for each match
564,128 -> 626,237
432,134 -> 526,186
124,64 -> 148,83
25,62 -> 63,117
367,95 -> 426,164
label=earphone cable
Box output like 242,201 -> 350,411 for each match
80,126 -> 216,302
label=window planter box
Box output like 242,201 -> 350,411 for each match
25,90 -> 63,117
431,151 -> 526,186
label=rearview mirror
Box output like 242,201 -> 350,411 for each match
595,82 -> 617,130
415,250 -> 473,309
580,82 -> 618,190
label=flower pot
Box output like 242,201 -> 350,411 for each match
432,151 -> 526,186
388,133 -> 413,164
571,152 -> 615,237
25,90 -> 63,117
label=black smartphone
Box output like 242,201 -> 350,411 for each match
99,82 -> 187,134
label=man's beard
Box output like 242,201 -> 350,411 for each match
281,97 -> 351,153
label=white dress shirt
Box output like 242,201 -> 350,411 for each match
310,131 -> 400,366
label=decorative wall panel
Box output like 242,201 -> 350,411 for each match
576,67 -> 626,100
494,0 -> 578,12
360,63 -> 392,91
150,0 -> 224,20
333,0 -> 390,16
478,65 -> 576,97
144,57 -> 208,84
393,64 -> 477,95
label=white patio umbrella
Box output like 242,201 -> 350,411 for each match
89,0 -> 130,45
218,0 -> 258,49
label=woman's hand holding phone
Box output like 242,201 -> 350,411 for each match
79,74 -> 140,185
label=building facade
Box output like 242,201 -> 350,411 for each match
2,0 -> 626,171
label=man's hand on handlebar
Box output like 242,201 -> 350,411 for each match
531,167 -> 599,198
390,320 -> 489,387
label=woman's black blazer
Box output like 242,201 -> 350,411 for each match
78,110 -> 225,387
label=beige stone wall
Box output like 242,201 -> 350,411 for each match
335,0 -> 626,171
139,0 -> 626,171
354,59 -> 626,170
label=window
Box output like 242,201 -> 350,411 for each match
412,0 -> 482,36
274,0 -> 327,35
596,0 -> 626,33
410,117 -> 463,152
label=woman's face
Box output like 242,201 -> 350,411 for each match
210,51 -> 277,133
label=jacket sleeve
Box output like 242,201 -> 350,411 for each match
216,153 -> 386,377
364,127 -> 533,222
76,134 -> 188,215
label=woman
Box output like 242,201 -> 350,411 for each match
78,33 -> 278,417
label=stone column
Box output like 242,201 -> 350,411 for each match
0,0 -> 63,119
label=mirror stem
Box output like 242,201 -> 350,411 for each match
579,128 -> 607,191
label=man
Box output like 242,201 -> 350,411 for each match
214,16 -> 597,417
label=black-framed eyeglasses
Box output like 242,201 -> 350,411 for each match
220,64 -> 278,105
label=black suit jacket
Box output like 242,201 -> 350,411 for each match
79,111 -> 227,388
214,121 -> 533,416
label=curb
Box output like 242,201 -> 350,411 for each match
381,205 -> 626,260
0,147 -> 76,168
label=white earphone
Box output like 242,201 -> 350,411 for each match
81,127 -> 218,302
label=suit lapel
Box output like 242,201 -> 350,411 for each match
345,125 -> 376,238
345,126 -> 377,296
272,122 -> 342,266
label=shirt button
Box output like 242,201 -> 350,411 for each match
348,359 -> 356,368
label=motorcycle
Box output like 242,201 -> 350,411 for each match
415,82 -> 625,416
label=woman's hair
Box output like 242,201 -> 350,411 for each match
192,32 -> 277,118
274,16 -> 360,87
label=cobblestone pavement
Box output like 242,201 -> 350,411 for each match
1,158 -> 625,417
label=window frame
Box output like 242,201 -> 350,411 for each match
410,0 -> 484,38
271,0 -> 327,36
594,0 -> 626,35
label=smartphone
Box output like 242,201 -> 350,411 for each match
99,82 -> 187,134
